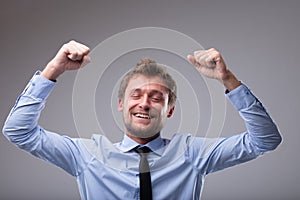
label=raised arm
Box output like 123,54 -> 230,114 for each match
187,48 -> 282,173
2,41 -> 92,176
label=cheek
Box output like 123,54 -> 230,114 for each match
161,101 -> 169,114
124,100 -> 137,112
155,105 -> 168,117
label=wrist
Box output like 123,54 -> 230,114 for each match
220,70 -> 241,92
41,62 -> 65,81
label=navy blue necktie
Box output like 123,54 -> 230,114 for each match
135,147 -> 152,200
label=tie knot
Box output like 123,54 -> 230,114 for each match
135,146 -> 151,155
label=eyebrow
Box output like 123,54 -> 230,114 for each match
149,90 -> 164,97
129,88 -> 165,96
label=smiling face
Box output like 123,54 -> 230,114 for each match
118,74 -> 175,140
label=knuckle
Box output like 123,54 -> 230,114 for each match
215,51 -> 221,57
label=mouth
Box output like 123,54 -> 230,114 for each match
133,113 -> 151,119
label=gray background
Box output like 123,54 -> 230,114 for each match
0,0 -> 299,199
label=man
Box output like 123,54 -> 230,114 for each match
3,40 -> 282,200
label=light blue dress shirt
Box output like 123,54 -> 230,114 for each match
3,71 -> 281,200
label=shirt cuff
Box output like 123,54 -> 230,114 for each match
225,83 -> 257,111
22,71 -> 56,100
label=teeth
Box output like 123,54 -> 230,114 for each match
134,113 -> 150,119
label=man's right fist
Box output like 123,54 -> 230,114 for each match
41,40 -> 91,81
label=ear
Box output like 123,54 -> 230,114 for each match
118,99 -> 123,112
167,106 -> 175,118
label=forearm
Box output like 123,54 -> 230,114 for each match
220,70 -> 241,92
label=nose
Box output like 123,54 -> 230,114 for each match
139,94 -> 150,110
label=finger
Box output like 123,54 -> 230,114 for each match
209,50 -> 222,64
77,42 -> 90,52
205,54 -> 217,68
66,41 -> 90,61
194,48 -> 218,59
187,55 -> 196,64
193,51 -> 201,62
193,50 -> 208,66
194,50 -> 218,68
67,52 -> 82,61
69,40 -> 90,55
187,55 -> 202,70
193,50 -> 208,64
81,55 -> 92,67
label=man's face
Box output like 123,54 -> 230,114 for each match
118,75 -> 174,139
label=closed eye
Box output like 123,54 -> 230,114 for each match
151,97 -> 161,102
150,92 -> 164,102
131,94 -> 141,99
130,89 -> 141,99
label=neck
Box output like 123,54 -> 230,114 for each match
126,132 -> 160,145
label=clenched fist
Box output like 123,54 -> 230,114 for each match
187,48 -> 241,91
41,40 -> 91,80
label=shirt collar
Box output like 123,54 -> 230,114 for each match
116,134 -> 165,156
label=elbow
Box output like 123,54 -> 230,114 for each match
2,121 -> 12,140
269,124 -> 283,151
2,121 -> 19,143
262,130 -> 282,152
271,132 -> 282,150
251,128 -> 282,153
2,122 -> 40,152
2,119 -> 36,145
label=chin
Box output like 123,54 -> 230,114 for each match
128,126 -> 161,139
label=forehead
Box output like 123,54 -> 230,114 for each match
126,74 -> 168,93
